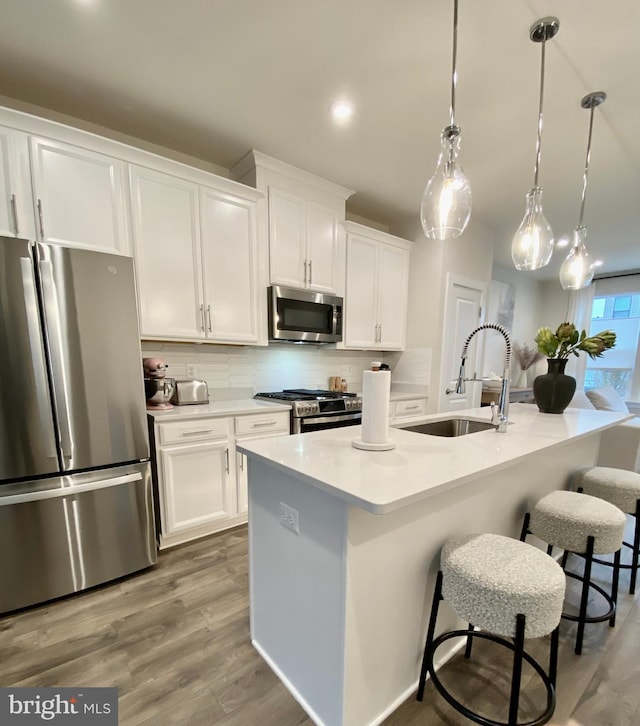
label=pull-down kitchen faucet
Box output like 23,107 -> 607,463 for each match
455,322 -> 512,432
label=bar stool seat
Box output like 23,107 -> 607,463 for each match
521,490 -> 626,655
417,533 -> 565,726
573,466 -> 640,594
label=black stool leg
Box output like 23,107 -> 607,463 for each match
549,624 -> 560,688
464,623 -> 474,659
546,543 -> 554,557
519,513 -> 530,542
610,548 -> 621,627
560,549 -> 570,570
575,536 -> 595,656
508,614 -> 526,726
631,502 -> 640,595
417,571 -> 443,701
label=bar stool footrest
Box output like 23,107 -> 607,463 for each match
561,571 -> 615,624
427,629 -> 556,726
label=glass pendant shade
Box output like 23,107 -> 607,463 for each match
511,187 -> 554,270
420,127 -> 472,240
559,225 -> 594,290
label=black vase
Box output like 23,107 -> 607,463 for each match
533,358 -> 576,414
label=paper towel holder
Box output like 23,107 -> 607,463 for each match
351,438 -> 396,451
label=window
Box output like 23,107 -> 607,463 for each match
585,291 -> 640,400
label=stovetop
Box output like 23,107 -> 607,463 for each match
256,389 -> 358,402
255,389 -> 362,417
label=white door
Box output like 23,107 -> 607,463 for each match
159,440 -> 233,535
129,166 -> 204,339
344,234 -> 378,348
30,137 -> 129,254
377,243 -> 410,351
439,276 -> 484,413
306,202 -> 338,293
0,127 -> 36,239
268,187 -> 305,288
200,186 -> 259,344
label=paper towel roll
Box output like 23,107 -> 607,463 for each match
361,370 -> 391,444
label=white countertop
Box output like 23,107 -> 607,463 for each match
146,398 -> 291,421
237,404 -> 632,514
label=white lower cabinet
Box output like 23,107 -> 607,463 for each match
153,410 -> 289,548
389,398 -> 427,424
235,412 -> 290,515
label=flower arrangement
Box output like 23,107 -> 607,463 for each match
534,323 -> 616,360
512,342 -> 544,371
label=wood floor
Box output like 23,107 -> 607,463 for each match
1,524 -> 639,726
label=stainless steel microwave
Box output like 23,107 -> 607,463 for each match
268,286 -> 343,344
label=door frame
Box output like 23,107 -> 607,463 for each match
437,273 -> 487,413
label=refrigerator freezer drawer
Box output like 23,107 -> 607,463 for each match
0,462 -> 157,614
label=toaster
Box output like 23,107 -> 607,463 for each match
171,379 -> 209,405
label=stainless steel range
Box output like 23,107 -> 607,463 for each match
255,389 -> 362,434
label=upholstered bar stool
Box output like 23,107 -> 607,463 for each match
572,466 -> 640,594
417,533 -> 565,726
520,490 -> 626,655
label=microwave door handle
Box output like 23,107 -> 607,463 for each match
20,257 -> 58,462
39,258 -> 73,462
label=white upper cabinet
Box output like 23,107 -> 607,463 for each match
129,166 -> 203,339
232,150 -> 354,297
343,221 -> 412,351
29,137 -> 129,254
130,164 -> 262,345
200,185 -> 259,344
0,126 -> 36,240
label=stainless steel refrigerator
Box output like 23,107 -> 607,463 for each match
0,236 -> 157,614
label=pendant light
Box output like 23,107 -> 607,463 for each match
511,17 -> 559,271
559,92 -> 606,290
420,0 -> 471,240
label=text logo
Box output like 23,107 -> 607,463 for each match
0,688 -> 117,725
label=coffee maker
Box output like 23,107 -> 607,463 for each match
143,357 -> 175,410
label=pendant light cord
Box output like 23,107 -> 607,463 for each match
578,105 -> 596,228
533,36 -> 546,188
449,0 -> 459,128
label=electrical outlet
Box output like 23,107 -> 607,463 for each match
279,502 -> 300,535
345,364 -> 353,376
186,364 -> 196,378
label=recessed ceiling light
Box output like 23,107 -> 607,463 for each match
554,235 -> 571,248
593,259 -> 604,267
330,100 -> 353,123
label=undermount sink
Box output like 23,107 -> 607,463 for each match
403,418 -> 496,437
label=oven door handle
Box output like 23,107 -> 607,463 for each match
302,413 -> 362,426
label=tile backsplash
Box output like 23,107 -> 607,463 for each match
141,343 -> 385,394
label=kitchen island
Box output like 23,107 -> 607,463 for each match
237,404 -> 631,726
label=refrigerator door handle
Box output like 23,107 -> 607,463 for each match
0,472 -> 143,506
20,257 -> 58,461
39,258 -> 73,461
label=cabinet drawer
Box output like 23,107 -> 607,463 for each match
157,417 -> 231,445
394,399 -> 426,419
235,412 -> 290,436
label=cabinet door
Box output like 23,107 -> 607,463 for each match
30,137 -> 129,254
159,439 -> 233,534
0,127 -> 36,239
344,234 -> 378,348
129,166 -> 205,339
377,243 -> 410,350
268,187 -> 306,288
200,186 -> 259,344
306,202 -> 339,293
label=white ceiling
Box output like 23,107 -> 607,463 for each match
1,0 -> 638,280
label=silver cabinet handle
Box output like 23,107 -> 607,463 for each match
200,304 -> 205,332
180,429 -> 214,436
309,259 -> 312,285
378,324 -> 382,343
207,305 -> 212,332
405,405 -> 420,411
10,194 -> 19,234
251,420 -> 277,428
303,259 -> 308,286
37,198 -> 45,239
225,447 -> 230,474
238,452 -> 244,472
